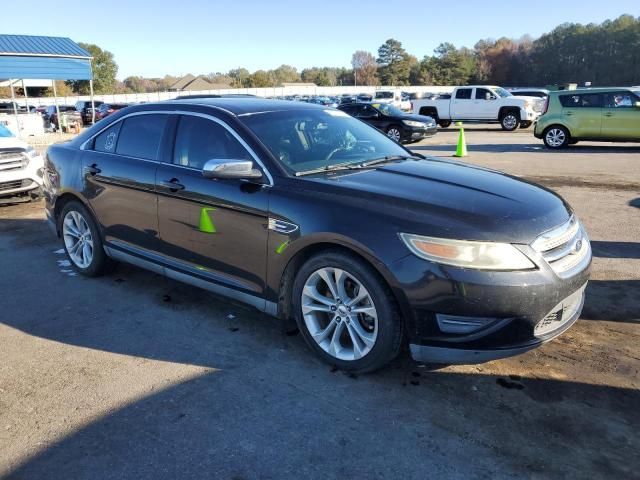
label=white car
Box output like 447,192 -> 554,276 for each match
0,123 -> 44,202
373,90 -> 411,111
412,85 -> 544,130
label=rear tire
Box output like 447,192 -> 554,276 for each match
58,201 -> 114,277
438,120 -> 452,128
500,111 -> 520,131
543,126 -> 570,149
292,251 -> 403,373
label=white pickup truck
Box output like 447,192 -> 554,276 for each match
411,85 -> 544,130
373,90 -> 411,111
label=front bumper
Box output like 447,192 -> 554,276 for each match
389,247 -> 591,364
402,125 -> 437,143
0,155 -> 44,198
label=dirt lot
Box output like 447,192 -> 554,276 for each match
1,126 -> 638,479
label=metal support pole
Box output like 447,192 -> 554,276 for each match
52,80 -> 61,133
10,80 -> 20,137
22,79 -> 29,112
89,79 -> 95,124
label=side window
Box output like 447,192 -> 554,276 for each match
173,115 -> 251,170
559,94 -> 602,108
475,88 -> 494,100
455,89 -> 472,100
93,122 -> 122,153
115,114 -> 167,160
604,92 -> 636,108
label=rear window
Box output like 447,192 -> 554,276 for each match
115,114 -> 167,160
455,89 -> 472,100
93,122 -> 122,153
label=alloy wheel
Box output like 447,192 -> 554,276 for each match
62,210 -> 94,269
387,128 -> 401,142
502,114 -> 518,130
301,267 -> 378,361
545,128 -> 566,148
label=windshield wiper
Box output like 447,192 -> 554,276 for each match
294,154 -> 421,177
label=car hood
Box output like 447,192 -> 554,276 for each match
313,159 -> 571,244
0,136 -> 29,150
398,113 -> 435,124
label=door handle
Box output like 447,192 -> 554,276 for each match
160,179 -> 185,191
85,164 -> 101,175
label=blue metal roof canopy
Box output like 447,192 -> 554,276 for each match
0,35 -> 92,80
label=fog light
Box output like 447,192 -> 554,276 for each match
436,314 -> 495,334
36,168 -> 44,178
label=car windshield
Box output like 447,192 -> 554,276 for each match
375,91 -> 394,99
372,103 -> 404,116
494,87 -> 512,98
0,123 -> 14,137
240,108 -> 409,174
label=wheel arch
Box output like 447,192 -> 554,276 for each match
418,106 -> 438,118
52,192 -> 98,236
498,106 -> 520,119
542,123 -> 573,139
276,241 -> 411,328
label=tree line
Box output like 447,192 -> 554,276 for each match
2,15 -> 637,99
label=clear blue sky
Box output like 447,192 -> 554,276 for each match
6,0 -> 639,79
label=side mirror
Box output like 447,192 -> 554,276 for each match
202,158 -> 263,180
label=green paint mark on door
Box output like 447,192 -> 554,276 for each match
199,207 -> 216,233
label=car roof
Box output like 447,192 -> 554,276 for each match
163,98 -> 327,116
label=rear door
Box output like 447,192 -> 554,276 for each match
450,88 -> 473,119
156,113 -> 270,297
82,112 -> 168,254
601,91 -> 640,140
559,93 -> 603,138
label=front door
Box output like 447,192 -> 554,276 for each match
156,114 -> 270,297
82,113 -> 168,253
601,91 -> 640,140
559,92 -> 602,138
474,87 -> 499,119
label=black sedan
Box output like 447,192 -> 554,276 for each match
338,102 -> 437,143
43,99 -> 591,373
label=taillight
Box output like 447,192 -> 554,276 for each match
542,97 -> 549,115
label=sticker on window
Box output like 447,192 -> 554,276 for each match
104,131 -> 117,151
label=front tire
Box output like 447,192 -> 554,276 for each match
520,121 -> 532,129
543,126 -> 570,149
500,111 -> 520,131
59,201 -> 113,276
386,125 -> 402,143
292,251 -> 403,373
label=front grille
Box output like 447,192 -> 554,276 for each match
535,284 -> 586,337
0,150 -> 27,172
0,180 -> 25,192
531,216 -> 591,278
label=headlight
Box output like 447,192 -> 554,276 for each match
399,233 -> 535,270
402,120 -> 426,128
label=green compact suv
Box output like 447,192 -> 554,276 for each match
534,88 -> 640,148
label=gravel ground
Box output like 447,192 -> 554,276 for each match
0,125 -> 638,479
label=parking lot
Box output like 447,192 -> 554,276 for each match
1,126 -> 638,479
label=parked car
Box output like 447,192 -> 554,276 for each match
534,87 -> 640,148
412,85 -> 544,130
75,100 -> 104,125
509,88 -> 549,99
44,105 -> 83,131
95,103 -> 130,121
0,102 -> 28,114
373,90 -> 411,111
44,99 -> 591,373
339,102 -> 436,143
0,122 -> 44,202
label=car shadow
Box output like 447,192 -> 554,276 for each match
1,215 -> 638,478
591,240 -> 640,260
582,280 -> 640,323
